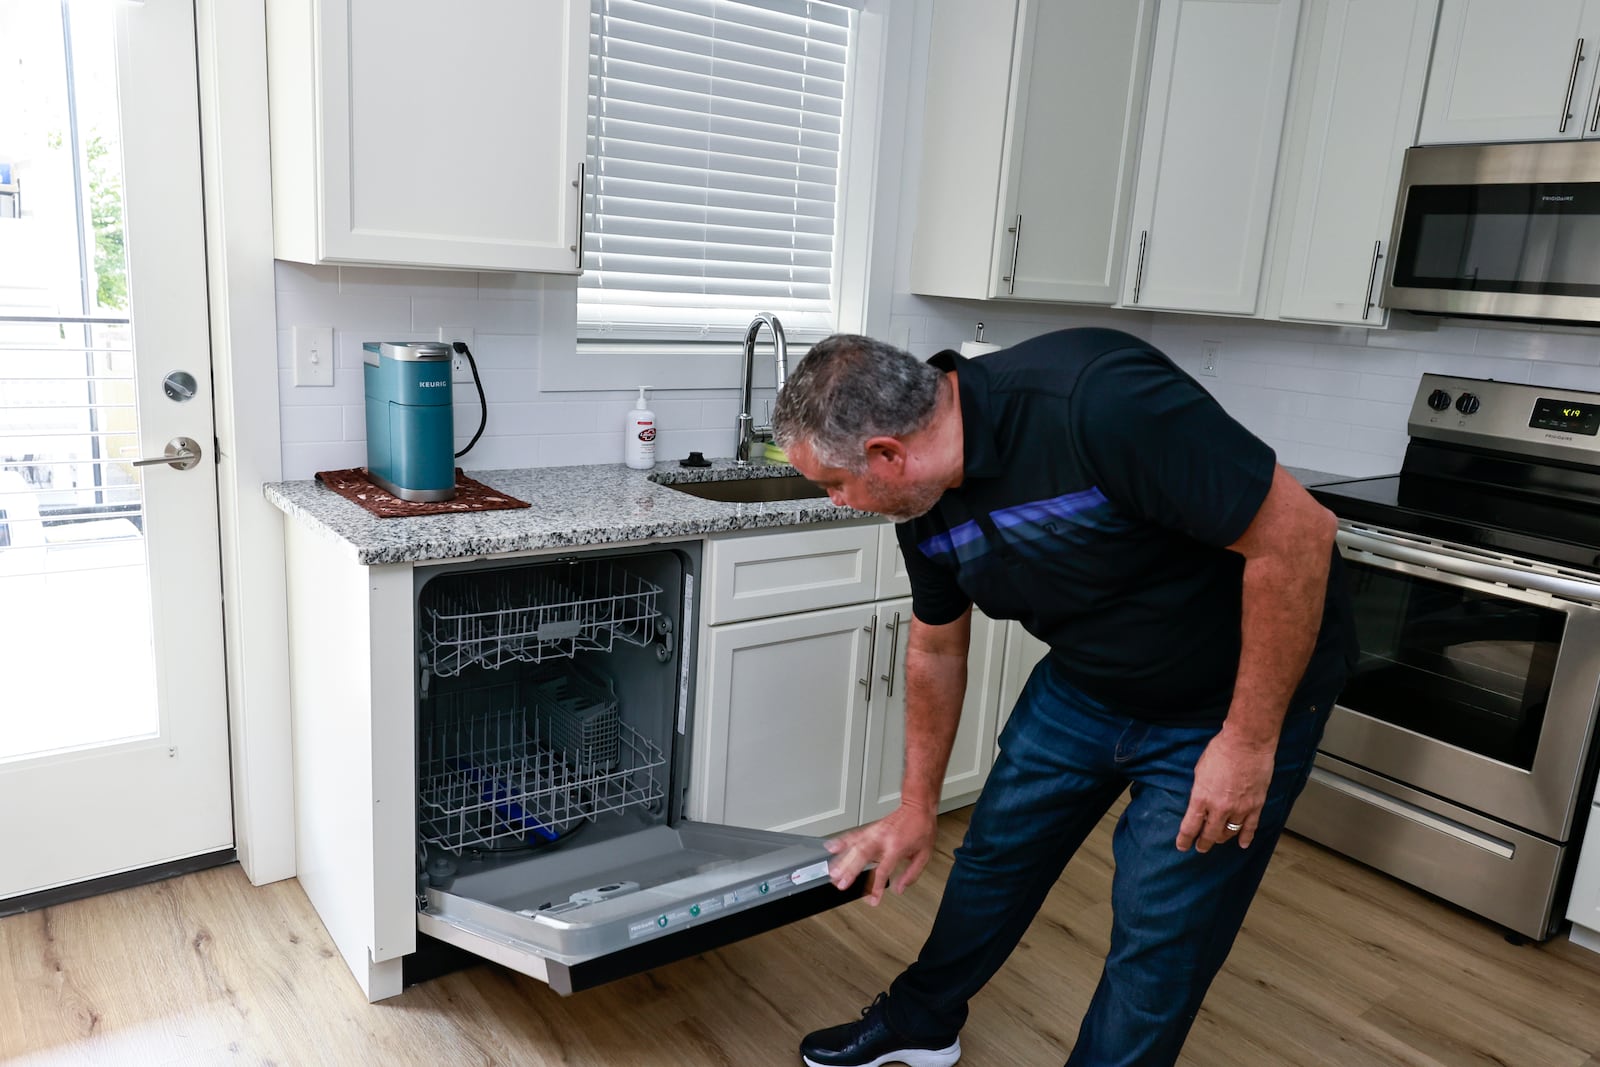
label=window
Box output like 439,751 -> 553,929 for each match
581,0 -> 858,345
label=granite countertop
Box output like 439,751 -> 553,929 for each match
263,459 -> 873,565
263,461 -> 1361,567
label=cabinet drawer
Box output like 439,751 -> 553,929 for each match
706,525 -> 880,624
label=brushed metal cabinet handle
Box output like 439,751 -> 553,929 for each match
1362,240 -> 1383,321
879,611 -> 903,697
570,162 -> 586,266
1001,214 -> 1022,295
1561,38 -> 1585,133
858,614 -> 878,690
1132,230 -> 1148,304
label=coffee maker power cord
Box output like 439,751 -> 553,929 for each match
452,342 -> 488,458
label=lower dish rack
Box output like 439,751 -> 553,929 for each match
418,678 -> 666,855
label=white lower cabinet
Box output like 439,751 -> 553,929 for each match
996,621 -> 1051,736
693,524 -> 1015,836
859,601 -> 1006,822
694,603 -> 878,837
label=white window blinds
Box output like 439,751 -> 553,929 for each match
581,0 -> 856,342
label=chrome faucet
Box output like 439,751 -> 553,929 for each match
735,313 -> 788,466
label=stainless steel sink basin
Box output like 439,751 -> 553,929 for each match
657,476 -> 829,503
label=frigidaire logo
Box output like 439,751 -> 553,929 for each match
1542,195 -> 1576,202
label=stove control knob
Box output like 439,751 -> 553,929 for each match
1427,389 -> 1452,411
1455,392 -> 1480,415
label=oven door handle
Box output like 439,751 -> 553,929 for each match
1337,528 -> 1600,606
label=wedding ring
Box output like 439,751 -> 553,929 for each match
1225,822 -> 1243,832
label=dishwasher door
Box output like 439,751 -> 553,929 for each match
417,821 -> 863,994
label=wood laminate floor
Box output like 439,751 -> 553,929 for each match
4,807 -> 1600,1066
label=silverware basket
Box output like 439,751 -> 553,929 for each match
420,560 -> 663,677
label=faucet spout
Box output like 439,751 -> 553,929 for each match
736,313 -> 788,466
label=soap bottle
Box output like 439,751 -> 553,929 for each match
624,386 -> 657,469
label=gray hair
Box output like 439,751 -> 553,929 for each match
772,334 -> 944,472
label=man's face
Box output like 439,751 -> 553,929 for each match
787,438 -> 945,523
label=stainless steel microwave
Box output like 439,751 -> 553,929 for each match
1383,140 -> 1600,325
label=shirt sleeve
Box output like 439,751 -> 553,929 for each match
1071,347 -> 1276,547
895,521 -> 973,626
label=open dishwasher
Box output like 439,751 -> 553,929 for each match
409,542 -> 861,994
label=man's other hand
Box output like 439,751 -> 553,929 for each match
1176,729 -> 1276,853
825,803 -> 939,906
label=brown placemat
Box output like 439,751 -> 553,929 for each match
314,467 -> 530,517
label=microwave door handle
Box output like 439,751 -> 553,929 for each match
1561,37 -> 1585,133
1337,528 -> 1600,605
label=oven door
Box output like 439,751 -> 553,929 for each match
1326,527 -> 1600,841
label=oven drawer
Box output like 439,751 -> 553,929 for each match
416,822 -> 861,994
1288,754 -> 1566,940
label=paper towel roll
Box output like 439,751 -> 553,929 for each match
960,340 -> 1002,358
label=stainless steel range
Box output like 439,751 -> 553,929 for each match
1289,373 -> 1600,940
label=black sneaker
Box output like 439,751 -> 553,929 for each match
799,993 -> 961,1067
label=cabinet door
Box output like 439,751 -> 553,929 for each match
1418,0 -> 1600,145
909,0 -> 1154,305
859,603 -> 1005,822
693,605 -> 876,837
995,621 -> 1050,735
270,0 -> 586,271
991,0 -> 1156,302
1123,0 -> 1302,315
1275,0 -> 1437,326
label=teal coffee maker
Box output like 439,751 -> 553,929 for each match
363,341 -> 456,501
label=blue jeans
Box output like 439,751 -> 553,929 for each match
885,658 -> 1337,1067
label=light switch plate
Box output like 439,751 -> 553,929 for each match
293,325 -> 334,387
1199,340 -> 1221,377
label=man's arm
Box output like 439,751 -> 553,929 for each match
826,607 -> 972,904
1176,465 -> 1337,853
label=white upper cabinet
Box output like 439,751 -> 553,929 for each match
910,0 -> 1156,304
1122,0 -> 1302,316
1419,0 -> 1600,144
265,0 -> 587,272
1273,0 -> 1438,326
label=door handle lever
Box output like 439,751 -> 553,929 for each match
132,436 -> 202,471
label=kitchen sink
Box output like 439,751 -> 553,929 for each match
657,475 -> 829,503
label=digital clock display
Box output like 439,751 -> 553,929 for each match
1529,397 -> 1600,436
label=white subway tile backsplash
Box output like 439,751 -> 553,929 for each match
1476,328 -> 1600,364
1365,320 -> 1479,355
1516,362 -> 1600,390
1357,372 -> 1422,404
279,406 -> 343,442
411,296 -> 542,335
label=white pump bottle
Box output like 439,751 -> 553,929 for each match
624,386 -> 657,469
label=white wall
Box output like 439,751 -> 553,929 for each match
273,264 -> 759,480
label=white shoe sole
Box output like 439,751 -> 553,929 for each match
801,1039 -> 960,1067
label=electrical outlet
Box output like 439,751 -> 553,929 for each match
293,325 -> 334,387
439,326 -> 475,383
1199,340 -> 1221,377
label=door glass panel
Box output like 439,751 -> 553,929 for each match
1339,560 -> 1566,770
0,3 -> 156,761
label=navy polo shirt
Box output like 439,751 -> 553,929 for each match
897,328 -> 1352,724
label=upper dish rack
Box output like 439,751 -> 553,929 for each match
420,560 -> 663,676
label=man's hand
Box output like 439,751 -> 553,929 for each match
1176,728 -> 1277,853
825,803 -> 939,906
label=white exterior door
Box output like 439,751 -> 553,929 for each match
0,0 -> 231,900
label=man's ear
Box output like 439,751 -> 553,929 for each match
863,435 -> 907,472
